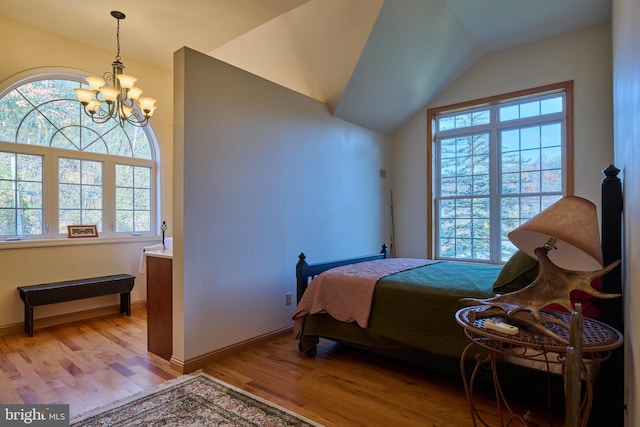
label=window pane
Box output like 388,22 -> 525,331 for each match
59,184 -> 80,208
134,211 -> 151,231
438,116 -> 455,131
59,210 -> 80,231
116,165 -> 133,187
0,210 -> 16,234
499,105 -> 519,121
59,158 -> 102,233
134,189 -> 151,209
82,161 -> 103,185
0,181 -> 15,208
59,158 -> 81,184
501,129 -> 519,152
520,100 -> 540,118
17,110 -> 57,147
17,182 -> 42,208
134,167 -> 151,188
0,152 -> 43,236
541,96 -> 563,114
541,169 -> 562,192
521,148 -> 540,172
83,185 -> 102,209
541,147 -> 561,170
541,123 -> 561,147
521,171 -> 541,193
0,90 -> 29,143
521,126 -> 540,150
116,210 -> 134,231
115,164 -> 152,232
116,188 -> 133,209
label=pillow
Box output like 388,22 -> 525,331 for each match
493,250 -> 538,294
546,277 -> 602,319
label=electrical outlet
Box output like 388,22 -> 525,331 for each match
285,292 -> 292,305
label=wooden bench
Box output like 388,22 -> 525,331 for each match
17,274 -> 135,337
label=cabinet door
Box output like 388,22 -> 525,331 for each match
146,256 -> 172,360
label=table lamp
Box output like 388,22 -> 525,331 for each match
509,196 -> 603,272
462,196 -> 620,342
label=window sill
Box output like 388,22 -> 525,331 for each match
0,235 -> 162,250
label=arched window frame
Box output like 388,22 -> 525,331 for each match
0,69 -> 160,242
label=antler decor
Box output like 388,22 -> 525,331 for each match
461,246 -> 621,343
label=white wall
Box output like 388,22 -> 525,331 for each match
174,48 -> 390,360
612,0 -> 640,424
391,24 -> 614,259
0,17 -> 173,327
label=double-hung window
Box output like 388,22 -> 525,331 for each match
0,76 -> 156,240
429,82 -> 573,263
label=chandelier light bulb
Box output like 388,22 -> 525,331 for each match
137,97 -> 157,115
128,87 -> 143,100
100,86 -> 121,103
116,74 -> 137,90
87,99 -> 102,114
73,88 -> 94,104
85,77 -> 105,92
120,105 -> 134,118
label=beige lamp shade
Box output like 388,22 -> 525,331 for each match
508,196 -> 603,271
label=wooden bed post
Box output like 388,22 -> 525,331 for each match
380,243 -> 389,258
296,253 -> 309,304
594,164 -> 624,425
600,164 -> 623,330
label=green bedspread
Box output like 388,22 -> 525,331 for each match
299,261 -> 501,359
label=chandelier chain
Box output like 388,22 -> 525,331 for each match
115,17 -> 121,62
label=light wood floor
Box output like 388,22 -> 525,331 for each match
0,308 -> 561,426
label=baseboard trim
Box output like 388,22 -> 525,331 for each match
0,300 -> 146,337
170,326 -> 294,374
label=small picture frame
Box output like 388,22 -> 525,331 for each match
67,225 -> 99,238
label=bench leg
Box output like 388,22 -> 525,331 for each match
120,292 -> 131,316
24,304 -> 34,337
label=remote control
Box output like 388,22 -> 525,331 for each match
483,319 -> 519,335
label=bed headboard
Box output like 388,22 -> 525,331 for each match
600,164 -> 623,332
598,164 -> 624,423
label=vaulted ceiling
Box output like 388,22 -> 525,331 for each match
1,0 -> 611,135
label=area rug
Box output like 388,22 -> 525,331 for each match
70,372 -> 323,426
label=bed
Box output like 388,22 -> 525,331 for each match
294,255 -> 502,361
293,165 -> 624,420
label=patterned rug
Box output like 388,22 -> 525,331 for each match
70,372 -> 323,426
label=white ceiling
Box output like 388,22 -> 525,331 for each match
1,0 -> 611,135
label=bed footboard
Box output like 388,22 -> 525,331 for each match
296,244 -> 388,303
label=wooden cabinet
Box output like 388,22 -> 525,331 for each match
146,253 -> 172,360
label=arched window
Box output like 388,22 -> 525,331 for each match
0,76 -> 157,240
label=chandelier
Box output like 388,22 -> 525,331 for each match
74,11 -> 156,127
